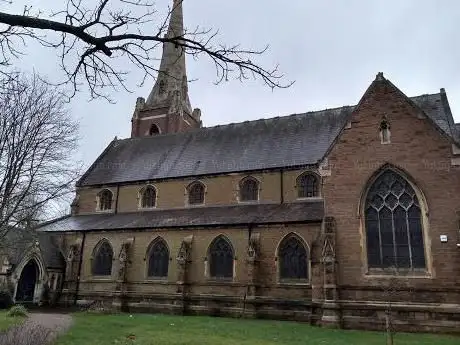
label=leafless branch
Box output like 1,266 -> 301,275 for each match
0,0 -> 293,101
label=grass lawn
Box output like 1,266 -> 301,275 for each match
0,311 -> 24,332
56,313 -> 460,345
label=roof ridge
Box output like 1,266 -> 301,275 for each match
409,92 -> 441,98
119,104 -> 356,143
35,214 -> 72,230
109,93 -> 442,145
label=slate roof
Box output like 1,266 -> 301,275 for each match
37,201 -> 324,232
411,92 -> 458,140
455,124 -> 460,141
37,232 -> 66,269
0,228 -> 64,269
78,107 -> 354,186
78,92 -> 457,187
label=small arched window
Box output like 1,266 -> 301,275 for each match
98,189 -> 113,211
365,169 -> 425,270
147,238 -> 169,278
92,240 -> 113,276
239,177 -> 259,202
297,173 -> 319,198
278,235 -> 308,280
140,186 -> 157,208
188,181 -> 205,205
149,124 -> 160,136
209,236 -> 234,279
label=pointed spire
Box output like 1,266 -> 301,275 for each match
145,0 -> 192,114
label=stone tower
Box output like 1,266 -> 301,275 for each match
131,0 -> 202,137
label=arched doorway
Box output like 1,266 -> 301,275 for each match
15,260 -> 38,302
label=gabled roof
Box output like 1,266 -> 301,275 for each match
78,90 -> 457,187
407,91 -> 458,142
78,106 -> 354,186
37,201 -> 324,232
0,228 -> 64,269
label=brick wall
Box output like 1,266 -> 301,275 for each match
131,108 -> 200,138
323,78 -> 460,291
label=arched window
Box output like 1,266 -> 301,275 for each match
140,185 -> 157,208
297,173 -> 319,198
98,189 -> 113,211
149,124 -> 160,136
188,181 -> 205,205
92,240 -> 113,276
239,177 -> 259,202
365,169 -> 426,270
278,234 -> 308,280
147,238 -> 169,278
209,236 -> 234,279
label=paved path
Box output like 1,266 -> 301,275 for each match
1,312 -> 73,344
29,313 -> 73,341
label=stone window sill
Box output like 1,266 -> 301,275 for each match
89,276 -> 113,282
206,278 -> 234,285
95,209 -> 113,214
144,278 -> 169,284
365,268 -> 431,279
277,279 -> 310,287
138,207 -> 157,211
295,197 -> 323,202
238,200 -> 259,204
187,203 -> 206,208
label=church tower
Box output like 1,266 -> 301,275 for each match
131,0 -> 202,137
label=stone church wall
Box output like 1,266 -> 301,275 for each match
53,79 -> 460,333
75,169 -> 320,215
61,222 -> 324,322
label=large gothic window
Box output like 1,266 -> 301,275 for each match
140,186 -> 157,208
365,169 -> 426,270
188,181 -> 205,205
239,177 -> 259,202
209,236 -> 234,279
297,173 -> 319,198
278,235 -> 308,280
98,189 -> 113,211
147,238 -> 169,278
92,240 -> 113,276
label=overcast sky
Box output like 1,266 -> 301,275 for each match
7,0 -> 460,171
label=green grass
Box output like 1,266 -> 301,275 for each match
56,313 -> 460,345
0,310 -> 24,332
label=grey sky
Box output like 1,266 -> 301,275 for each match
7,0 -> 460,173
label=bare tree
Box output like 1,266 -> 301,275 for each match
0,72 -> 80,241
0,0 -> 293,101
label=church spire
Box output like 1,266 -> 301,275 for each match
145,0 -> 191,113
131,0 -> 201,138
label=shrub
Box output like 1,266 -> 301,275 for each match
6,305 -> 28,317
0,291 -> 13,310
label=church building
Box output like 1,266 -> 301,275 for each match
8,0 -> 460,333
